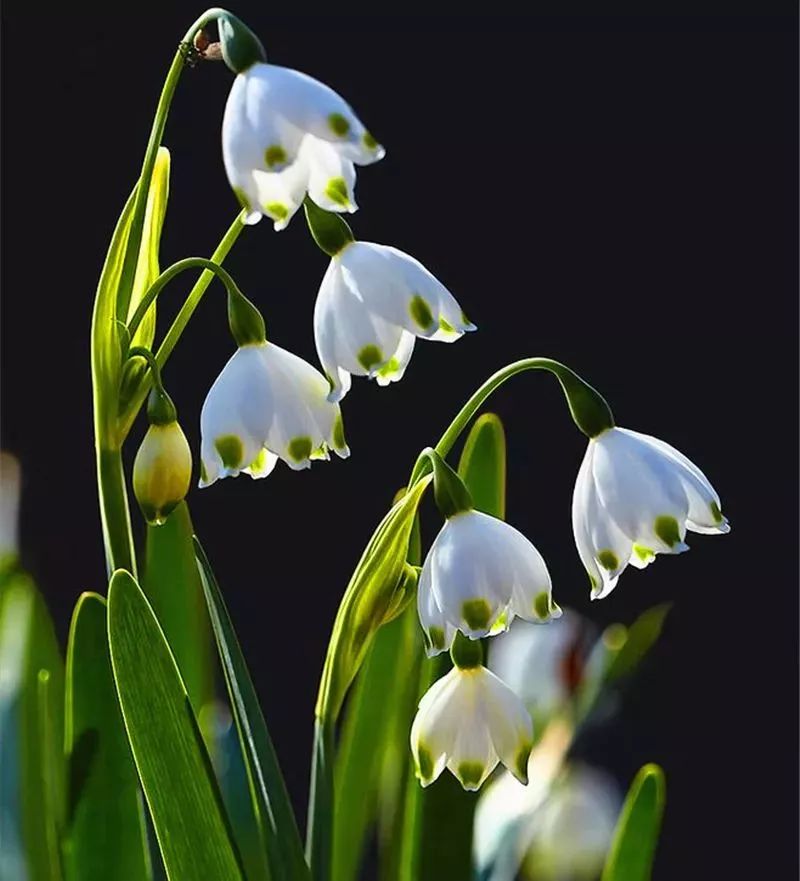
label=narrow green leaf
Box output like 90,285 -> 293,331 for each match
317,474 -> 432,723
457,412 -> 506,518
64,592 -> 151,881
0,574 -> 65,881
605,604 -> 671,683
107,570 -> 243,881
602,764 -> 665,881
142,503 -> 213,720
194,539 -> 309,881
129,147 -> 170,350
91,185 -> 136,442
332,613 -> 407,881
394,415 -> 507,881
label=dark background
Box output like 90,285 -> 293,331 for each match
2,8 -> 797,878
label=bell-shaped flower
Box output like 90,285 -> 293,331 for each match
199,341 -> 348,487
314,241 -> 476,402
474,761 -> 620,880
410,663 -> 533,791
222,62 -> 385,229
417,510 -> 559,656
573,426 -> 729,599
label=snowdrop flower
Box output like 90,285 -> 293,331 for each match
411,640 -> 533,792
474,760 -> 620,881
133,421 -> 192,526
199,342 -> 348,487
222,58 -> 384,229
489,613 -> 592,720
573,426 -> 729,599
314,241 -> 476,401
417,509 -> 559,657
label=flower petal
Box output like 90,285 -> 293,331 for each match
304,137 -> 358,214
480,669 -> 533,785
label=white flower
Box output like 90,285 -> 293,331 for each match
417,510 -> 559,656
314,241 -> 476,402
572,426 -> 730,599
410,664 -> 533,791
199,342 -> 348,487
222,62 -> 384,229
488,613 -> 590,719
474,761 -> 620,881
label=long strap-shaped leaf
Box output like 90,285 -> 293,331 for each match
601,763 -> 666,881
107,570 -> 243,881
64,592 -> 151,881
194,538 -> 311,881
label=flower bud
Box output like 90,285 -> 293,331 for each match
133,419 -> 192,526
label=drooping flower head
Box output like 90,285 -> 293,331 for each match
199,342 -> 348,487
572,426 -> 729,599
220,16 -> 385,232
314,240 -> 476,401
417,509 -> 560,657
411,638 -> 533,792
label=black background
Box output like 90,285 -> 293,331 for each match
1,8 -> 797,878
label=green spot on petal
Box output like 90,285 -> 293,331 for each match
265,202 -> 289,221
633,543 -> 655,563
358,344 -> 383,371
264,144 -> 287,168
597,549 -> 619,571
288,436 -> 312,462
439,317 -> 455,333
588,572 -> 599,590
332,413 -> 347,451
233,187 -> 252,212
215,435 -> 244,470
377,357 -> 401,378
248,449 -> 268,475
417,743 -> 434,782
328,112 -> 350,137
654,514 -> 681,548
514,742 -> 532,782
324,176 -> 350,207
457,761 -> 485,789
410,294 -> 434,330
461,598 -> 491,631
428,626 -> 445,651
710,501 -> 723,524
200,461 -> 208,484
363,131 -> 378,150
533,591 -> 551,619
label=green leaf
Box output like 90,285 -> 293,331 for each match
332,612 -> 409,881
317,474 -> 432,723
129,147 -> 170,351
107,569 -> 243,880
91,185 -> 136,444
457,412 -> 506,518
602,764 -> 666,881
0,574 -> 65,881
194,538 -> 309,881
393,415 -> 507,881
142,502 -> 213,720
64,592 -> 151,881
605,604 -> 671,683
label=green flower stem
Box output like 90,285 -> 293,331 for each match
126,256 -> 247,343
306,717 -> 334,881
114,7 -> 230,326
97,447 -> 137,577
118,214 -> 245,439
409,357 -> 614,486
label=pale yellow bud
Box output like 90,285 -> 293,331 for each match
133,422 -> 192,526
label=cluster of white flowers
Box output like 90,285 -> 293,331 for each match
202,21 -> 730,797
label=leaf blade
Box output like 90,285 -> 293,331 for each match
107,570 -> 243,881
64,592 -> 151,881
194,538 -> 309,881
602,763 -> 666,881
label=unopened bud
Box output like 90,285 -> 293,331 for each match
133,420 -> 192,526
